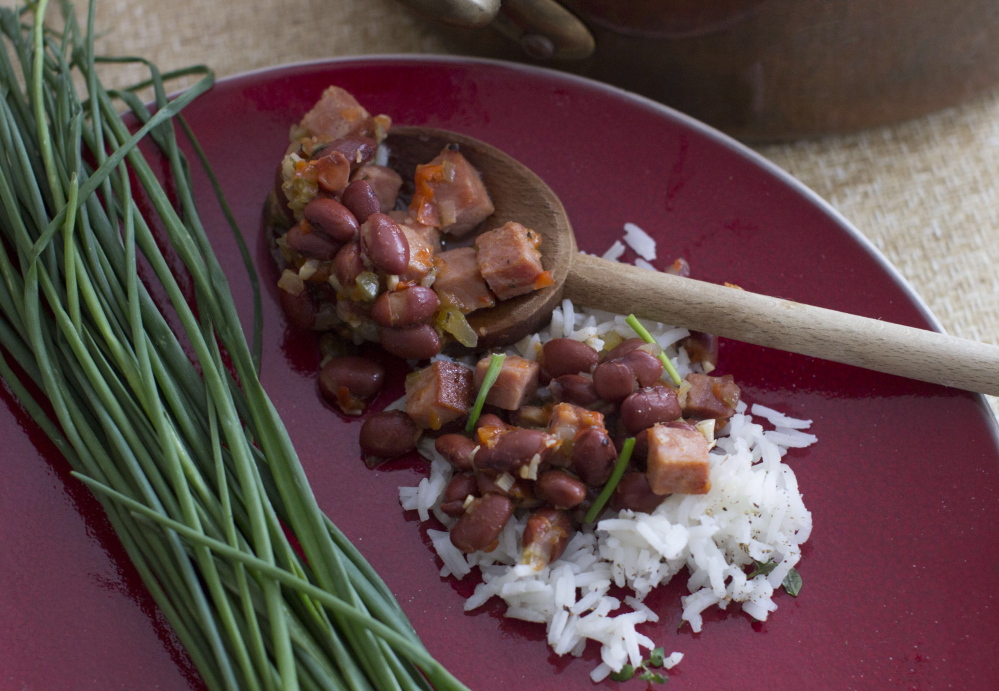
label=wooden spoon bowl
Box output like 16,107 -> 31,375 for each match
389,126 -> 999,395
386,126 -> 575,349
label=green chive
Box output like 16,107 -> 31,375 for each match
625,313 -> 682,385
466,353 -> 505,432
584,437 -> 635,523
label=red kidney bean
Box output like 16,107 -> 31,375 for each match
620,349 -> 664,387
353,164 -> 403,212
681,331 -> 719,368
370,286 -> 440,328
475,472 -> 538,507
592,360 -> 637,402
313,135 -> 377,172
318,356 -> 384,414
521,508 -> 573,569
441,472 -> 480,515
445,472 -> 480,503
550,374 -> 601,407
283,223 -> 340,261
379,323 -> 441,360
435,434 -> 477,471
477,428 -> 551,474
360,213 -> 410,276
534,469 -> 588,509
610,472 -> 667,513
603,337 -> 647,362
571,427 -> 618,486
342,179 -> 381,223
440,499 -> 467,518
304,197 -> 359,242
476,414 -> 508,432
541,338 -> 600,378
277,286 -> 317,330
312,150 -> 351,193
620,386 -> 682,434
450,493 -> 514,553
359,411 -> 421,462
332,241 -> 365,288
665,257 -> 691,278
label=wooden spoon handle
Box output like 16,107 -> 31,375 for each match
567,252 -> 999,395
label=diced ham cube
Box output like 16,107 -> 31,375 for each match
398,223 -> 437,283
410,149 -> 495,237
475,222 -> 549,301
645,424 -> 711,495
474,355 -> 540,410
352,164 -> 403,213
299,86 -> 377,142
683,373 -> 741,421
405,361 -> 474,430
432,247 -> 496,314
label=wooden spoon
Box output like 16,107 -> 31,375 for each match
386,126 -> 999,396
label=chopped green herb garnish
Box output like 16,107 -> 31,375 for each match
647,646 -> 666,668
610,648 -> 672,684
749,561 -> 803,596
748,559 -> 778,578
609,664 -> 636,682
782,567 -> 802,597
638,670 -> 668,684
465,353 -> 505,432
584,437 -> 635,523
625,314 -> 682,385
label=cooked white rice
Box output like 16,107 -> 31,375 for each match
398,298 -> 814,678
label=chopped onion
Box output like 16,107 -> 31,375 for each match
437,305 -> 478,348
277,269 -> 305,296
355,271 -> 380,302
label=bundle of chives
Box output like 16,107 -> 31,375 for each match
0,2 -> 469,689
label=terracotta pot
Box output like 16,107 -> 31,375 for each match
417,0 -> 999,140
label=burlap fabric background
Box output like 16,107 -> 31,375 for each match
36,0 -> 999,414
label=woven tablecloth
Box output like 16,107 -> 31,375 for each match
60,0 -> 999,414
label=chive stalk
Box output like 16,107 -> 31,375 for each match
625,313 -> 682,385
465,352 -> 505,432
0,2 -> 468,689
584,437 -> 635,523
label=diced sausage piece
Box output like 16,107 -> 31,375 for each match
410,149 -> 495,237
352,164 -> 403,213
473,354 -> 540,411
433,247 -> 496,314
683,373 -> 741,421
645,424 -> 711,495
398,223 -> 437,283
298,86 -> 377,142
405,361 -> 474,430
475,222 -> 549,301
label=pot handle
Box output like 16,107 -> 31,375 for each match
396,0 -> 595,60
394,0 -> 501,28
492,0 -> 595,60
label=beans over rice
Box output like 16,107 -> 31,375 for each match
268,85 -> 815,681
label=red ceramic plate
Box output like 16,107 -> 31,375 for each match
2,57 -> 997,690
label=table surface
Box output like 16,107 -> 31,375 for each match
56,0 -> 999,413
